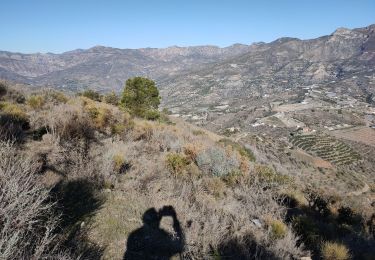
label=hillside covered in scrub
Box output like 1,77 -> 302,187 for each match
0,80 -> 374,260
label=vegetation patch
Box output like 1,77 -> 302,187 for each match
254,164 -> 293,186
321,241 -> 350,260
27,95 -> 45,109
269,219 -> 288,240
219,138 -> 256,161
166,153 -> 189,177
196,146 -> 240,177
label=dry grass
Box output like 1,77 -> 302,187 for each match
0,85 -> 310,259
0,141 -> 60,259
321,242 -> 350,260
45,103 -> 94,141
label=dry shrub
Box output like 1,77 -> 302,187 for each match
43,89 -> 69,104
202,177 -> 227,198
113,154 -> 126,172
151,126 -> 183,152
46,104 -> 94,141
219,138 -> 256,162
0,81 -> 8,98
0,102 -> 29,141
110,110 -> 134,136
0,82 -> 25,104
132,121 -> 153,141
89,106 -> 113,130
0,141 -> 59,259
321,241 -> 350,260
103,91 -> 119,106
82,99 -> 119,132
222,170 -> 243,186
196,146 -> 240,177
184,142 -> 203,162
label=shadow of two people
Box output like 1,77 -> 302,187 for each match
124,205 -> 185,260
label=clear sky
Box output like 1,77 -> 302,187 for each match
1,0 -> 374,53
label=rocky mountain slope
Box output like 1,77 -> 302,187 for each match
0,44 -> 252,91
160,25 -> 375,112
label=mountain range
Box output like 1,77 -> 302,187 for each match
1,24 -> 374,110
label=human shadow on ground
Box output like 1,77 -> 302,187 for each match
51,178 -> 106,259
123,206 -> 185,260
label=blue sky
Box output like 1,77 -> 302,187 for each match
1,0 -> 374,53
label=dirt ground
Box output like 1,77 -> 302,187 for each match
331,126 -> 375,147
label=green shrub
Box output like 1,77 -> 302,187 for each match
269,219 -> 287,240
104,91 -> 119,106
166,153 -> 189,177
81,89 -> 102,101
27,95 -> 45,109
120,77 -> 160,119
254,165 -> 292,185
111,123 -> 127,135
193,129 -> 206,136
321,242 -> 350,260
219,139 -> 256,161
0,102 -> 27,121
144,109 -> 160,121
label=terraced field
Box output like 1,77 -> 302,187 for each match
289,133 -> 361,166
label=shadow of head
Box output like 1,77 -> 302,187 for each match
124,206 -> 185,260
142,208 -> 160,228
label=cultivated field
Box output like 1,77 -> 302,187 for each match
289,133 -> 361,166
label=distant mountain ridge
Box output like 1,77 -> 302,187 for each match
0,24 -> 374,100
0,44 -> 253,91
